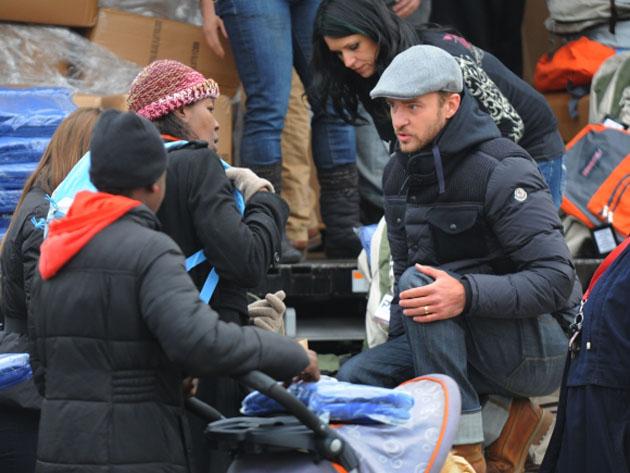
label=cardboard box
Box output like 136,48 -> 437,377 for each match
545,93 -> 590,142
0,0 -> 98,27
88,9 -> 240,97
522,0 -> 552,84
73,92 -> 233,163
213,95 -> 233,164
72,93 -> 128,110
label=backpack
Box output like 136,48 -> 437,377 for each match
357,217 -> 394,348
534,36 -> 616,92
561,123 -> 630,238
47,141 -> 245,303
545,0 -> 630,35
589,51 -> 630,126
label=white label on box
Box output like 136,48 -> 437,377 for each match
351,270 -> 369,293
374,294 -> 393,323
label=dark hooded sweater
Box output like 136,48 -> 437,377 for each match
383,91 -> 576,336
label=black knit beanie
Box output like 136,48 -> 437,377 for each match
89,109 -> 167,190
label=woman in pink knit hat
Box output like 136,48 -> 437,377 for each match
128,59 -> 291,473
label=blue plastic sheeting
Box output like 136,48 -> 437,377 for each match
0,213 -> 11,233
241,376 -> 414,425
0,353 -> 32,391
0,190 -> 22,214
0,87 -> 75,138
0,162 -> 38,190
0,136 -> 51,164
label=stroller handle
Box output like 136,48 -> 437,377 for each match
236,371 -> 360,472
185,396 -> 226,422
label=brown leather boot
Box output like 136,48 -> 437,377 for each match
452,443 -> 487,473
486,399 -> 554,473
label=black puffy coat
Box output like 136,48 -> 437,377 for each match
383,91 -> 576,336
29,204 -> 308,473
0,186 -> 47,410
158,140 -> 287,324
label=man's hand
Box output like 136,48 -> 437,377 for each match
225,167 -> 274,202
200,0 -> 228,58
295,349 -> 320,383
392,0 -> 421,18
182,377 -> 199,398
399,264 -> 466,323
248,290 -> 286,335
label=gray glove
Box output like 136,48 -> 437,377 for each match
225,167 -> 274,202
248,290 -> 286,335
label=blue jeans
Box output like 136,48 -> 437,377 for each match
338,268 -> 567,444
216,0 -> 356,170
537,154 -> 566,208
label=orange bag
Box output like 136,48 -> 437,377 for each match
534,37 -> 616,92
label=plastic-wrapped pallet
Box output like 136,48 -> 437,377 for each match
0,24 -> 140,95
0,87 -> 76,234
99,0 -> 203,25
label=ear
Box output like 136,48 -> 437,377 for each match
173,106 -> 188,122
148,181 -> 161,194
444,93 -> 461,119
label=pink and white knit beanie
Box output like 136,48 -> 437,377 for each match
127,59 -> 220,121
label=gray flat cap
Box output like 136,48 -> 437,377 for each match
370,45 -> 463,100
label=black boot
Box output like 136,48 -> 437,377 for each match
318,163 -> 362,259
249,163 -> 303,264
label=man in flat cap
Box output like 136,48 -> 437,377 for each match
28,110 -> 318,473
338,45 -> 579,473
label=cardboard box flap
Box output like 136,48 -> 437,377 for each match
89,9 -> 240,97
0,0 -> 99,27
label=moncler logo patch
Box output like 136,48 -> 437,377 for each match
514,187 -> 527,202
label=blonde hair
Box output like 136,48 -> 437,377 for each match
2,107 -> 102,243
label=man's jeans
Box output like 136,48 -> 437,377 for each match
537,154 -> 566,208
338,270 -> 567,445
216,0 -> 356,170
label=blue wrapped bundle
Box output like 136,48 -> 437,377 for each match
241,376 -> 414,425
0,189 -> 21,214
0,162 -> 38,190
0,353 -> 32,391
0,136 -> 51,164
0,87 -> 75,138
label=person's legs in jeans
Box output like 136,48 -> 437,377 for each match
355,104 -> 388,212
399,267 -> 566,442
537,154 -> 566,208
216,0 -> 293,171
217,0 -> 304,262
337,334 -> 415,387
290,0 -> 362,257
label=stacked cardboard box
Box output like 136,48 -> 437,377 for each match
0,2 -> 237,163
545,93 -> 591,143
88,9 -> 240,98
0,0 -> 99,27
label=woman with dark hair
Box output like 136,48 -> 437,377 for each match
127,59 -> 291,473
312,0 -> 566,207
0,107 -> 102,473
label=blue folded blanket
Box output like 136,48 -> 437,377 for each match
0,353 -> 32,390
241,376 -> 414,425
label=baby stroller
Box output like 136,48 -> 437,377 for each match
186,370 -> 462,473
